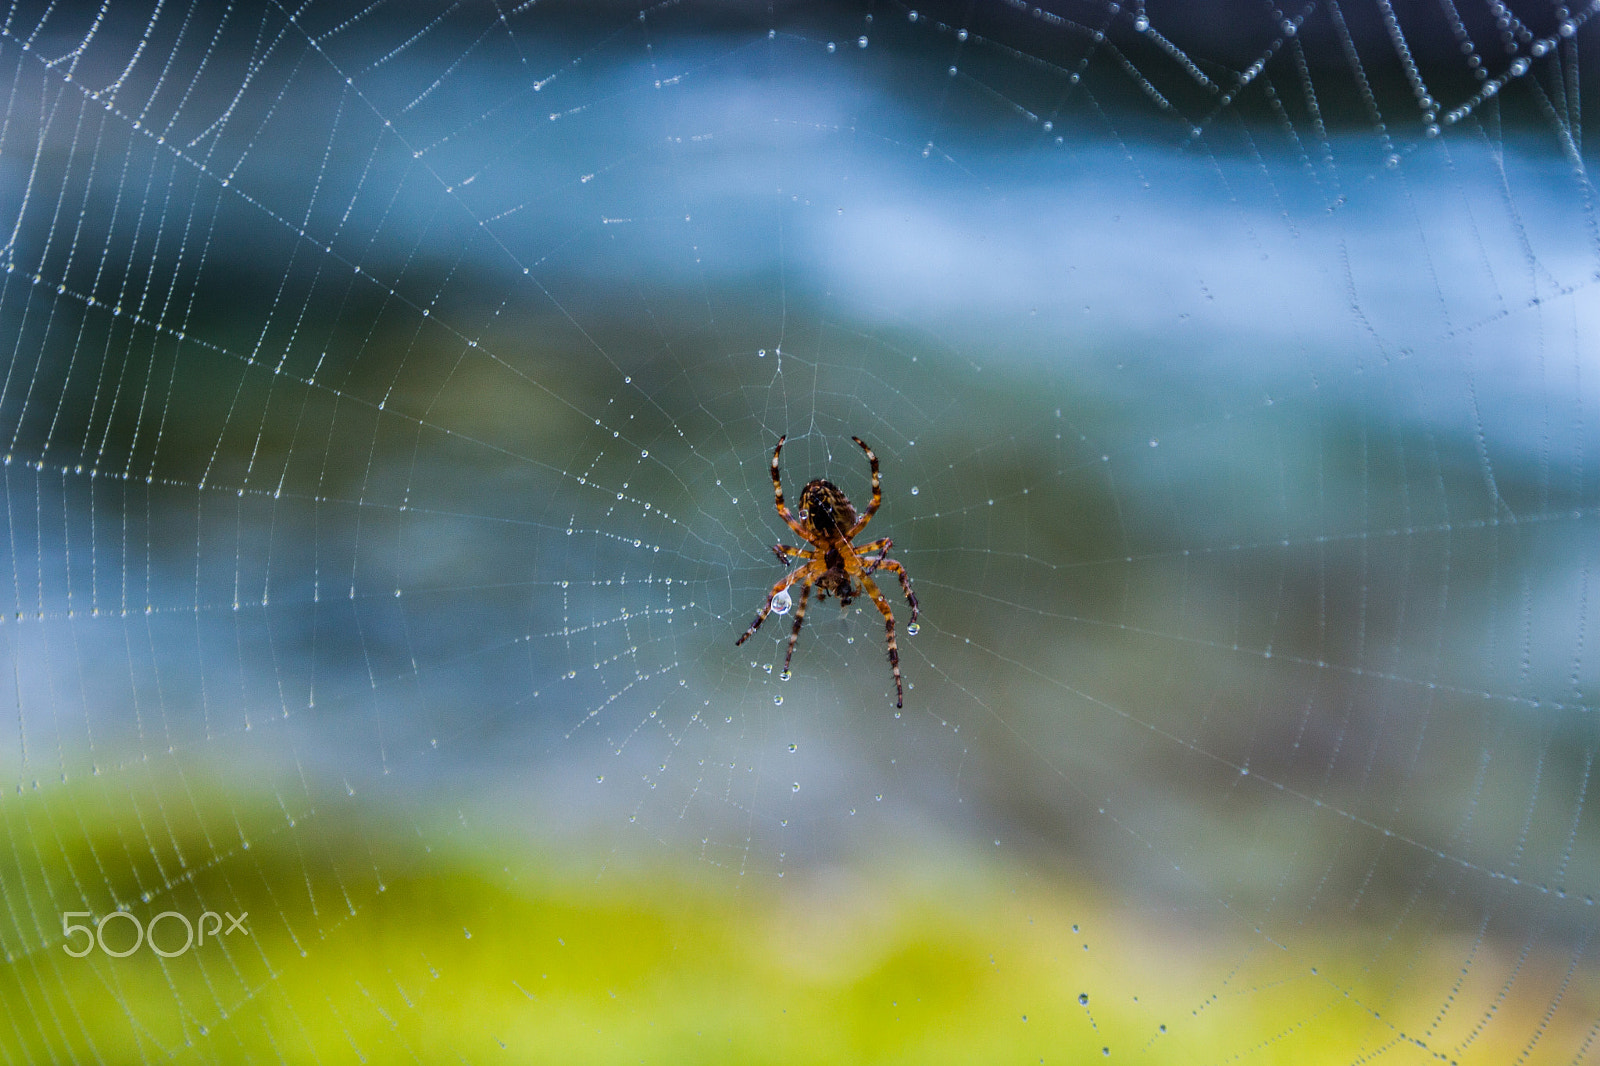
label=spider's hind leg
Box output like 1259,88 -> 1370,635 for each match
847,437 -> 882,537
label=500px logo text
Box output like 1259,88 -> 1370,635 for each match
62,910 -> 248,957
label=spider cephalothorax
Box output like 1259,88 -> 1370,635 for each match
735,435 -> 919,707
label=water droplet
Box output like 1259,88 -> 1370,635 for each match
1510,57 -> 1529,76
1149,438 -> 1159,447
857,35 -> 868,48
780,670 -> 792,681
791,781 -> 800,791
826,41 -> 836,52
1133,16 -> 1148,31
910,485 -> 919,495
772,589 -> 793,615
774,694 -> 784,705
907,623 -> 920,636
1079,993 -> 1089,1005
788,743 -> 797,752
1561,20 -> 1576,36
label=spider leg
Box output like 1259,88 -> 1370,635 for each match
846,436 -> 881,537
772,543 -> 815,565
782,582 -> 812,677
854,537 -> 892,573
735,561 -> 818,646
770,435 -> 812,540
867,556 -> 918,625
858,573 -> 904,708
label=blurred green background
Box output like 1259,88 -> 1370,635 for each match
0,0 -> 1596,1062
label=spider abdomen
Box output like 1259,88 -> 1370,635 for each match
798,479 -> 858,536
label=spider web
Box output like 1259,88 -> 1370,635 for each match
0,0 -> 1597,1060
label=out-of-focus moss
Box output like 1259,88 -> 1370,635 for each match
2,768 -> 1591,1064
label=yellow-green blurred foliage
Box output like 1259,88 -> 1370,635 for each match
2,762 -> 1594,1064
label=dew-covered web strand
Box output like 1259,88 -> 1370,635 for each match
877,0 -> 1600,986
0,11 -> 1577,754
0,15 -> 722,992
0,59 -> 725,576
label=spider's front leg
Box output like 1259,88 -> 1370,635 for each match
868,557 -> 918,627
782,582 -> 813,678
735,562 -> 817,646
853,539 -> 916,625
858,573 -> 905,708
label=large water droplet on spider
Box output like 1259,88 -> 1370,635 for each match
907,622 -> 920,636
772,589 -> 793,615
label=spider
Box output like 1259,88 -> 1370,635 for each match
735,435 -> 920,707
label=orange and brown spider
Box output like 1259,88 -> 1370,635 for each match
735,435 -> 919,707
